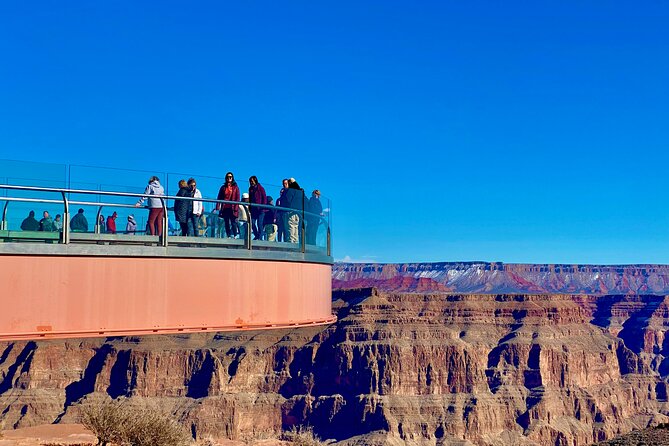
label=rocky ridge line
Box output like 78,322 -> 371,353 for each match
333,262 -> 669,294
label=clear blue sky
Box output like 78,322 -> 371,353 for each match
1,1 -> 668,264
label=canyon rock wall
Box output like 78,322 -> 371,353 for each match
2,288 -> 669,445
333,262 -> 669,295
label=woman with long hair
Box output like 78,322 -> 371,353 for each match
248,175 -> 267,240
174,179 -> 191,236
216,171 -> 240,238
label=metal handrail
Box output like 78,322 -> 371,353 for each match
0,184 -> 330,253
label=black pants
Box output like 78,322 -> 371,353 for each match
179,222 -> 189,236
221,208 -> 238,238
306,219 -> 319,245
276,212 -> 285,242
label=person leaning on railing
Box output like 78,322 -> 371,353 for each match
135,176 -> 165,236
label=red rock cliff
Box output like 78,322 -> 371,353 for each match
1,289 -> 669,445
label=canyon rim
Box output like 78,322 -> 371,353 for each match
1,263 -> 669,445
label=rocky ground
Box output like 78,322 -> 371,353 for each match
595,424 -> 669,445
2,288 -> 669,445
0,424 -> 290,446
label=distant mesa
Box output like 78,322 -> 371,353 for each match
333,261 -> 669,295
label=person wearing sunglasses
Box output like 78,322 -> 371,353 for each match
187,178 -> 203,237
216,172 -> 240,238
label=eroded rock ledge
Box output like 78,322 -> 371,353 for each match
1,288 -> 669,445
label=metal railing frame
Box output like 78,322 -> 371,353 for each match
0,184 -> 330,253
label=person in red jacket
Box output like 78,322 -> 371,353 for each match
216,172 -> 240,238
106,212 -> 118,234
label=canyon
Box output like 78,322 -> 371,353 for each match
1,263 -> 669,445
333,262 -> 669,295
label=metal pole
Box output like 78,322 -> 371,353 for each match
246,204 -> 252,250
301,190 -> 306,253
327,226 -> 331,257
95,206 -> 103,234
161,197 -> 168,247
61,191 -> 70,244
1,201 -> 8,230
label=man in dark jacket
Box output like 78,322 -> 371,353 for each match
282,179 -> 304,243
20,210 -> 40,231
39,211 -> 56,232
262,196 -> 277,241
305,190 -> 323,245
70,208 -> 89,232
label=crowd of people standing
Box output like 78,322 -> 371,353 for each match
135,172 -> 325,244
16,172 -> 326,245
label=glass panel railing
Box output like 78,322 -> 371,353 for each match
0,161 -> 332,255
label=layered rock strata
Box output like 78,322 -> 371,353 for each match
333,262 -> 669,294
1,289 -> 669,445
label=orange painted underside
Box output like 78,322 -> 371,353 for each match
0,256 -> 334,340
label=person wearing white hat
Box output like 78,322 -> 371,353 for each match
237,192 -> 250,240
126,214 -> 137,235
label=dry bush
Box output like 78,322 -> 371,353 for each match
80,398 -> 132,446
280,425 -> 324,446
123,406 -> 191,446
41,443 -> 94,446
80,398 -> 191,446
196,436 -> 217,446
239,430 -> 274,443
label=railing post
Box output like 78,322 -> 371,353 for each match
301,190 -> 306,253
327,226 -> 331,257
61,191 -> 70,244
161,198 -> 168,247
1,201 -> 8,230
95,206 -> 103,234
246,204 -> 251,250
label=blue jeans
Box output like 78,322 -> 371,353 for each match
238,221 -> 248,240
189,213 -> 200,237
251,213 -> 264,240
